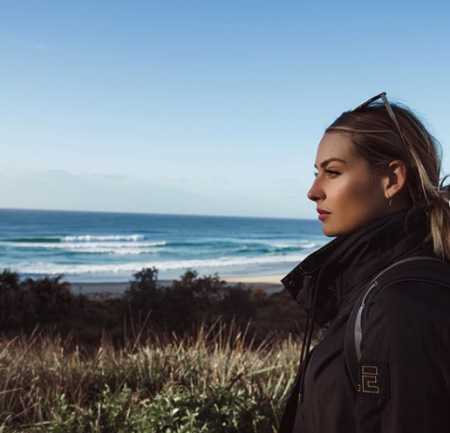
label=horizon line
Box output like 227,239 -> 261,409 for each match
0,206 -> 316,222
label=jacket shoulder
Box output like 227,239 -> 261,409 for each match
369,256 -> 450,304
367,275 -> 450,325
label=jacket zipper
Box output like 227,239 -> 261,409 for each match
298,347 -> 314,404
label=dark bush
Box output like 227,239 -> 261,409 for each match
0,267 -> 307,345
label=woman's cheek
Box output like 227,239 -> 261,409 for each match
342,174 -> 371,202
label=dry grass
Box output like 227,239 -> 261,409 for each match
0,320 -> 301,433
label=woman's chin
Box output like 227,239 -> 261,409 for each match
323,228 -> 337,237
321,223 -> 341,237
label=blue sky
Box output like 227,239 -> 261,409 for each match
1,1 -> 449,219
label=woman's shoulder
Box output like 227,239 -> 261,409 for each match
367,261 -> 450,323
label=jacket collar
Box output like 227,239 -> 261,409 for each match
281,205 -> 432,325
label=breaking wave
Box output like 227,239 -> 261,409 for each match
14,253 -> 308,276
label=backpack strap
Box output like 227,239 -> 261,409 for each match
344,255 -> 449,392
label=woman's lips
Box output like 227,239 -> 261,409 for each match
318,213 -> 329,221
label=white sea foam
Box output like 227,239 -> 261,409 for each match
13,253 -> 308,276
6,240 -> 166,255
233,238 -> 321,250
63,234 -> 147,242
271,241 -> 317,249
6,237 -> 321,254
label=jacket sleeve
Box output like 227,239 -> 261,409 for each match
354,280 -> 450,433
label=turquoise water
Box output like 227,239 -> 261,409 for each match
0,209 -> 328,282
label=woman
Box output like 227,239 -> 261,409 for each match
278,92 -> 450,433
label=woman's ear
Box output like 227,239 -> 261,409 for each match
382,160 -> 408,199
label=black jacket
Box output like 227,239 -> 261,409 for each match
279,205 -> 450,433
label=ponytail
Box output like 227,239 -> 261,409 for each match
428,178 -> 450,260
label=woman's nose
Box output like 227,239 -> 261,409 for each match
307,179 -> 325,202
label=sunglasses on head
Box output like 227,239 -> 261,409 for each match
352,91 -> 408,148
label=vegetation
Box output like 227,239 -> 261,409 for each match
0,322 -> 301,432
0,267 -> 307,432
0,268 -> 306,345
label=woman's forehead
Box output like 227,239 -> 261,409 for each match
315,132 -> 356,166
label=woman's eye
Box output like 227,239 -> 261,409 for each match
313,170 -> 340,178
326,170 -> 340,177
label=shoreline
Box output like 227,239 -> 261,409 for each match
71,274 -> 284,298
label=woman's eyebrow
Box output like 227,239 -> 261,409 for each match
314,158 -> 347,169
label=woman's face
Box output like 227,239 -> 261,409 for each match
307,132 -> 390,237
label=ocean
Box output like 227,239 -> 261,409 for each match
0,209 -> 329,283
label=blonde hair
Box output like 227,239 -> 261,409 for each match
326,101 -> 450,260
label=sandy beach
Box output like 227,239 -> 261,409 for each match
225,274 -> 283,284
71,275 -> 284,298
224,275 -> 284,294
